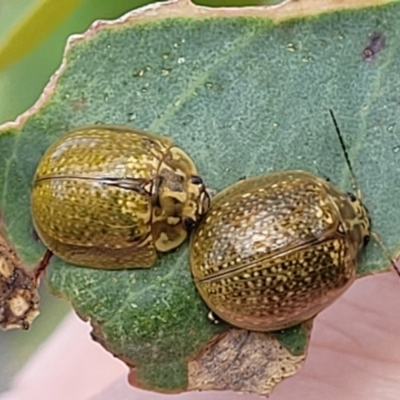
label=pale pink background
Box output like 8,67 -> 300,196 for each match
1,272 -> 400,400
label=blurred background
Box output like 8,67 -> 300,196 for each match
0,0 -> 281,393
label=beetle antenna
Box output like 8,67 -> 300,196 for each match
329,110 -> 400,277
371,232 -> 400,277
329,109 -> 361,198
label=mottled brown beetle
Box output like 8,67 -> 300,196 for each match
31,125 -> 210,270
190,111 -> 396,332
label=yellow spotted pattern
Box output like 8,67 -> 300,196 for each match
190,171 -> 370,331
31,126 -> 203,269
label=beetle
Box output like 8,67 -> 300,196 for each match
189,110 -> 396,332
31,125 -> 210,270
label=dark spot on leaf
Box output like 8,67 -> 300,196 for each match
362,33 -> 386,62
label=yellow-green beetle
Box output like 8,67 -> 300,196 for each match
190,111 -> 375,332
31,125 -> 210,269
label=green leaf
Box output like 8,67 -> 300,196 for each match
1,0 -> 399,395
0,0 -> 160,125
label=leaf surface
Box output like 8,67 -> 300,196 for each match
1,0 -> 399,395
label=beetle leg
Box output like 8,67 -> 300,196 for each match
183,217 -> 196,232
207,310 -> 221,325
322,175 -> 331,182
31,228 -> 41,242
34,249 -> 53,283
205,188 -> 216,199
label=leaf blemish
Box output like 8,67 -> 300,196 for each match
362,32 -> 386,62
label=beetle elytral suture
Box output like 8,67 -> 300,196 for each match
31,125 -> 210,270
190,110 -> 396,332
